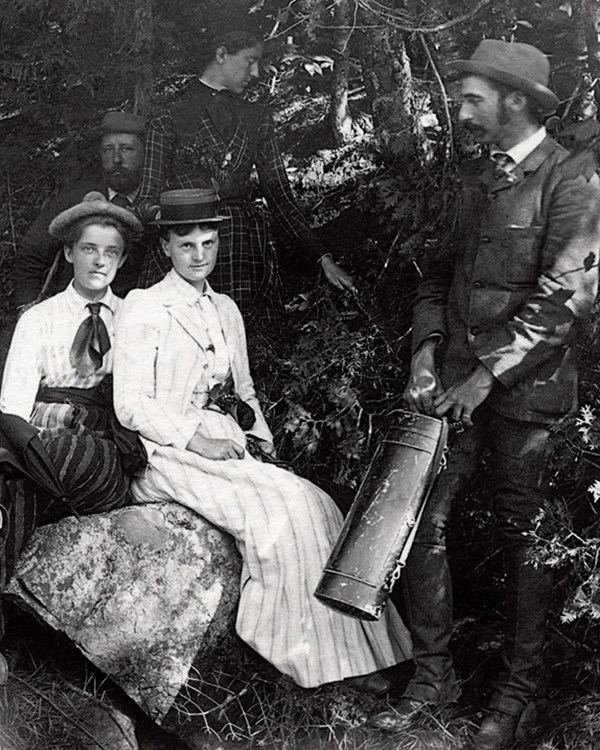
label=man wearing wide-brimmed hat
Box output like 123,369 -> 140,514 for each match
371,40 -> 600,749
13,110 -> 146,313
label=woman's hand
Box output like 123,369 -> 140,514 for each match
258,440 -> 277,458
319,255 -> 356,292
187,432 -> 244,460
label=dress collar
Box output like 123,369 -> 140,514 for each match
165,269 -> 215,304
64,280 -> 118,314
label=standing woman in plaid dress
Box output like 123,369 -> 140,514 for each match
0,193 -> 146,681
136,27 -> 355,334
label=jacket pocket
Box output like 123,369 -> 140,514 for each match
503,225 -> 544,286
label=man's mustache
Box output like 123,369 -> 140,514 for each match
463,122 -> 485,135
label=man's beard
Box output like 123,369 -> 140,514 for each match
463,101 -> 509,141
106,168 -> 140,193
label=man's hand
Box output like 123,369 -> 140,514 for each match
433,364 -> 495,426
187,431 -> 244,460
319,255 -> 356,292
403,340 -> 443,415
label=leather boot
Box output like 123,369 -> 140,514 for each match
472,548 -> 551,749
370,541 -> 459,732
488,547 -> 553,717
473,702 -> 538,750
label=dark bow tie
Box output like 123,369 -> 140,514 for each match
491,152 -> 514,179
70,302 -> 111,377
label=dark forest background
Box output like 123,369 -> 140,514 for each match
2,1 -> 600,748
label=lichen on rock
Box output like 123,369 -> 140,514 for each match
7,503 -> 242,721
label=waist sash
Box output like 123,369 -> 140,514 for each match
35,380 -> 147,475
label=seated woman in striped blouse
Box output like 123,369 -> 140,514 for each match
113,188 -> 411,692
0,192 -> 146,682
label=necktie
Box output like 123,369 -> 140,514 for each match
111,193 -> 130,208
491,152 -> 514,179
70,302 -> 111,377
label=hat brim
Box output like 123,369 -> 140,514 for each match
149,216 -> 230,226
447,59 -> 560,114
49,201 -> 142,240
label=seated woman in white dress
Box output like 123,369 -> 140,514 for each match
0,192 -> 146,682
113,188 -> 411,691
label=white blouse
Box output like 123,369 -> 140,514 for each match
1,282 -> 121,421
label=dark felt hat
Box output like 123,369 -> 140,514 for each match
150,189 -> 229,225
49,191 -> 142,241
101,110 -> 146,135
447,40 -> 559,115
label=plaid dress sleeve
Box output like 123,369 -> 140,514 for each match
136,110 -> 176,221
255,108 -> 324,264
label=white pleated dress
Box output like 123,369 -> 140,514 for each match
115,273 -> 412,688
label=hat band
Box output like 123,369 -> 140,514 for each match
159,201 -> 221,222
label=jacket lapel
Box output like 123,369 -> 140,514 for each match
478,136 -> 559,194
159,275 -> 213,351
212,295 -> 241,385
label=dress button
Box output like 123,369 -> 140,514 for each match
474,281 -> 483,288
470,326 -> 480,336
480,236 -> 491,243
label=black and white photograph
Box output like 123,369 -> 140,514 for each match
1,1 -> 599,748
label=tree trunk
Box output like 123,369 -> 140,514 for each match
358,21 -> 426,159
132,0 -> 154,116
582,0 -> 600,114
330,0 -> 353,144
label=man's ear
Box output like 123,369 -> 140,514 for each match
63,245 -> 73,264
508,90 -> 528,113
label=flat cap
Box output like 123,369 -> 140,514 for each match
101,110 -> 145,135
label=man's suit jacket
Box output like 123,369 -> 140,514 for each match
14,175 -> 143,308
412,135 -> 600,423
113,272 -> 273,459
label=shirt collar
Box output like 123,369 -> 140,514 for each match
491,126 -> 546,168
107,186 -> 139,204
65,280 -> 118,314
166,268 -> 215,303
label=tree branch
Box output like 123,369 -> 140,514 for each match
357,0 -> 494,34
419,32 -> 454,160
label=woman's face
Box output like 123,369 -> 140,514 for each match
216,44 -> 263,94
64,223 -> 126,301
161,225 -> 219,291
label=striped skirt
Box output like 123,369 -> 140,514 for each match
132,408 -> 412,687
0,401 -> 130,636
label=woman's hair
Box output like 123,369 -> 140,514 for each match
63,216 -> 130,250
159,222 -> 219,240
196,29 -> 263,74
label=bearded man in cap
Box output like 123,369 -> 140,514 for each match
13,111 -> 145,313
370,40 -> 600,749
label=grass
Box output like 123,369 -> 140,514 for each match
0,664 -> 117,750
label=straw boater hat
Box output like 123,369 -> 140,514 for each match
447,39 -> 560,115
49,191 -> 142,241
150,188 -> 229,225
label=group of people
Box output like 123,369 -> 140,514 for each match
1,27 -> 599,750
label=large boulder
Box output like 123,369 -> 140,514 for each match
7,503 -> 242,721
